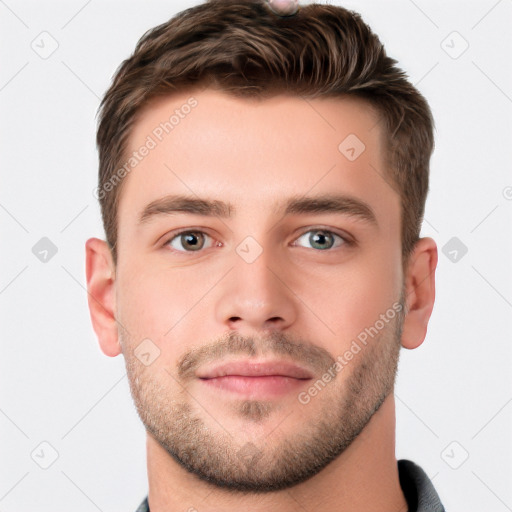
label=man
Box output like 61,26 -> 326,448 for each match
86,0 -> 444,510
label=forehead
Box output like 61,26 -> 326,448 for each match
117,88 -> 396,226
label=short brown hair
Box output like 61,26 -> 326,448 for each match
96,0 -> 435,264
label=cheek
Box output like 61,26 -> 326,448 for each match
116,265 -> 195,342
116,256 -> 229,362
347,255 -> 402,336
296,246 -> 401,344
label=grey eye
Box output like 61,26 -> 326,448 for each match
294,230 -> 344,250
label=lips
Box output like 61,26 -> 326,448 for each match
196,360 -> 314,380
197,360 -> 313,397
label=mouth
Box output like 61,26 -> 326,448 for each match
196,359 -> 313,397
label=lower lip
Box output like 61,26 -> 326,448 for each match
199,375 -> 310,397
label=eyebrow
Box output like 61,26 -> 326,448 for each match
138,193 -> 377,226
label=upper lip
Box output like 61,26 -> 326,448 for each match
196,360 -> 314,379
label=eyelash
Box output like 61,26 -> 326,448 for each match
162,227 -> 353,254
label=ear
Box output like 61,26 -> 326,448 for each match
85,237 -> 121,357
401,237 -> 438,350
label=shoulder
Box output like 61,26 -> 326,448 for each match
398,459 -> 446,512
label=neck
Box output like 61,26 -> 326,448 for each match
146,393 -> 407,512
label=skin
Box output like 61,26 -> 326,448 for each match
86,89 -> 437,512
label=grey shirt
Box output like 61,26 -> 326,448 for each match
134,459 -> 445,511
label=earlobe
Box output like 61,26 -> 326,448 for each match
85,237 -> 121,357
401,237 -> 438,350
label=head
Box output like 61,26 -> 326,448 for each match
87,0 -> 437,492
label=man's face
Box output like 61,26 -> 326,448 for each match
114,89 -> 404,490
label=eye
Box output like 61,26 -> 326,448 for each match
292,229 -> 348,251
163,228 -> 350,253
165,230 -> 216,252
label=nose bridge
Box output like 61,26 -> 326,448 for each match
214,234 -> 297,331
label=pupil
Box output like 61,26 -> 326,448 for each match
183,232 -> 202,250
311,231 -> 332,249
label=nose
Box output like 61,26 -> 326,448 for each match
214,241 -> 298,333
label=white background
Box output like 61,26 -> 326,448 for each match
1,0 -> 511,511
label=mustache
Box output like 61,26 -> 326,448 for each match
176,330 -> 336,381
